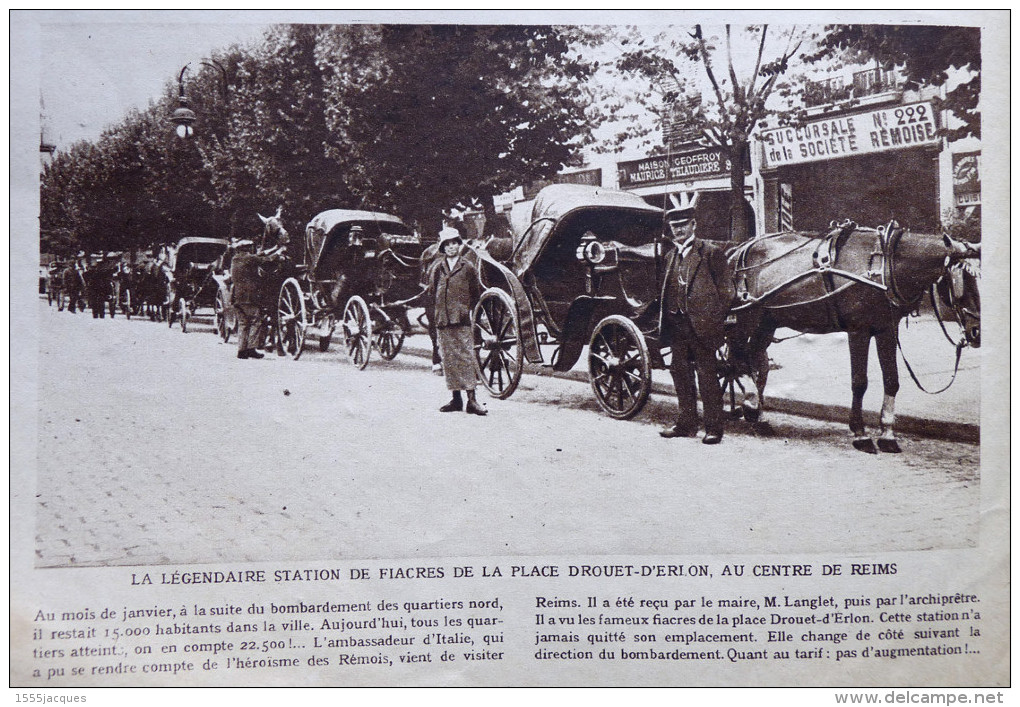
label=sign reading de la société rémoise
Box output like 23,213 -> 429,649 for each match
760,101 -> 940,169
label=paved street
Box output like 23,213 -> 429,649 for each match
33,298 -> 979,568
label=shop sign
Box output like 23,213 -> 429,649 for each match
760,101 -> 939,169
952,151 -> 981,206
493,191 -> 516,211
617,147 -> 731,189
523,168 -> 603,200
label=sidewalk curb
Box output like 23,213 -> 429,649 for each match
401,341 -> 979,445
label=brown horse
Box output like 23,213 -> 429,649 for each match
727,221 -> 980,453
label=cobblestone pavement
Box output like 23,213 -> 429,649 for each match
33,299 -> 979,568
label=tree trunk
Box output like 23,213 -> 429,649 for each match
477,184 -> 512,240
729,137 -> 749,242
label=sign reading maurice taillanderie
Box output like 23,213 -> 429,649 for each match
760,101 -> 940,169
617,147 -> 731,189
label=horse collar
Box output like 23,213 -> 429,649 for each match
878,221 -> 922,310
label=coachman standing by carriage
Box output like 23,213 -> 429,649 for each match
231,207 -> 291,360
659,208 -> 734,445
429,225 -> 487,416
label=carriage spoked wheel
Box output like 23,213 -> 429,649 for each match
214,289 -> 231,343
471,288 -> 523,400
317,315 -> 335,352
166,285 -> 177,328
277,278 -> 307,360
374,318 -> 405,361
588,315 -> 652,420
715,350 -> 766,423
178,298 -> 190,333
342,296 -> 373,370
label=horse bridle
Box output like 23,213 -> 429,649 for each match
930,264 -> 981,349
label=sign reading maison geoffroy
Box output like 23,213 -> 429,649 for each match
617,147 -> 731,189
760,101 -> 940,169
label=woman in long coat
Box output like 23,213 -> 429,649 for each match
429,226 -> 487,416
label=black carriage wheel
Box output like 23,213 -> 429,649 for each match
471,288 -> 523,400
342,296 -> 373,370
214,289 -> 229,343
178,297 -> 189,333
277,278 -> 307,360
166,286 -> 176,328
375,320 -> 405,361
317,315 -> 335,352
588,315 -> 651,420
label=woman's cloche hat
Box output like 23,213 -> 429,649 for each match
437,225 -> 462,246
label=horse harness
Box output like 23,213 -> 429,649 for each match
726,220 -> 927,317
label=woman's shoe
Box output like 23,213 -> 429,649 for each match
440,399 -> 463,412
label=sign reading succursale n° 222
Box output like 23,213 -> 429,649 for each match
760,101 -> 940,169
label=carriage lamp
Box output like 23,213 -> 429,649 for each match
576,231 -> 605,265
576,232 -> 607,266
170,65 -> 197,138
349,226 -> 365,247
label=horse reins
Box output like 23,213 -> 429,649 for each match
893,232 -> 975,396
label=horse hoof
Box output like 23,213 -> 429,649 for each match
743,406 -> 761,423
852,438 -> 878,454
877,438 -> 902,454
702,434 -> 722,445
751,420 -> 775,437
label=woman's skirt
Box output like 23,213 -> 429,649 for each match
437,324 -> 478,391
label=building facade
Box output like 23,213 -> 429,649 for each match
755,67 -> 980,238
497,66 -> 979,243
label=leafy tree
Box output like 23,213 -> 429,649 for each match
199,26 -> 355,238
808,25 -> 980,141
613,24 -> 802,241
41,23 -> 602,256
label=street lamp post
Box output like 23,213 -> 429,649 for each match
169,60 -> 227,138
170,65 -> 196,139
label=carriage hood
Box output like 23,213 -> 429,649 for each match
511,184 -> 664,277
168,238 -> 229,271
304,209 -> 415,271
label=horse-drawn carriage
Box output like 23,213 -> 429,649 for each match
467,184 -> 670,419
467,184 -> 981,448
164,237 -> 230,332
274,209 -> 427,367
